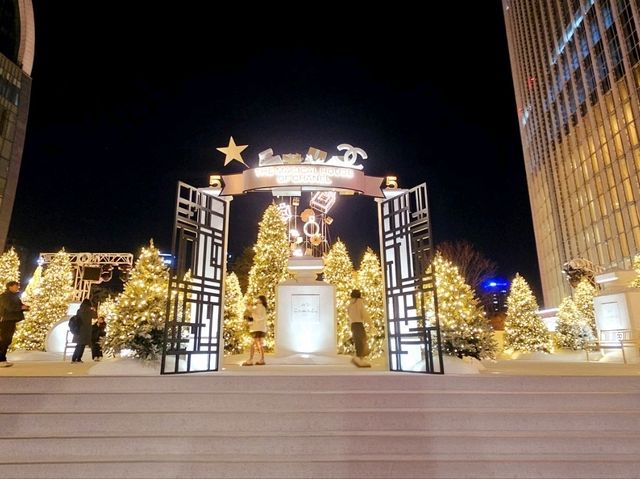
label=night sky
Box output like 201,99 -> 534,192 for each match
9,2 -> 541,298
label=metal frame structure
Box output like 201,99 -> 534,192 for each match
39,252 -> 134,302
161,182 -> 229,374
378,184 -> 443,374
162,174 -> 442,375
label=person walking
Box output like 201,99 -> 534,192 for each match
0,281 -> 29,367
91,316 -> 107,361
71,299 -> 97,363
347,289 -> 371,368
242,295 -> 268,366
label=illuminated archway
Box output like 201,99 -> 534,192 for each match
160,140 -> 443,374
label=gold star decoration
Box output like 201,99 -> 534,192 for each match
217,136 -> 248,167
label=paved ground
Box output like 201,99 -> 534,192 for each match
1,349 -> 640,377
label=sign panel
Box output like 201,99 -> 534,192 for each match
292,294 -> 320,325
221,164 -> 384,197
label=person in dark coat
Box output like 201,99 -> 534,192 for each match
71,299 -> 97,363
91,316 -> 106,361
0,281 -> 29,367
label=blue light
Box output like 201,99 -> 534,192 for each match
159,253 -> 174,266
481,277 -> 509,292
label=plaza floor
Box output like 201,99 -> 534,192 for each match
1,349 -> 640,376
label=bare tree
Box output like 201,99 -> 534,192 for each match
436,240 -> 497,291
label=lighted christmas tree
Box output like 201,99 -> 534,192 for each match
244,204 -> 290,351
555,296 -> 594,350
169,269 -> 192,328
574,278 -> 597,336
430,253 -> 496,360
0,247 -> 20,288
323,239 -> 356,355
12,250 -> 74,351
504,273 -> 549,353
98,296 -> 117,322
223,271 -> 249,355
103,240 -> 169,360
21,265 -> 42,304
356,247 -> 385,358
94,296 -> 117,357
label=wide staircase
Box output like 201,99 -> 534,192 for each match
0,373 -> 639,478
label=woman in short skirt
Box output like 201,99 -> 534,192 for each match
243,295 -> 268,366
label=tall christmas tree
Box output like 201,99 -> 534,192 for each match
430,253 -> 496,360
555,296 -> 594,350
0,247 -> 20,288
323,239 -> 356,355
103,240 -> 169,360
223,271 -> 249,355
12,250 -> 74,351
356,247 -> 385,358
574,278 -> 597,336
21,265 -> 42,304
244,204 -> 290,351
504,273 -> 549,353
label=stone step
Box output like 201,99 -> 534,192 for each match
3,409 -> 639,435
2,373 -> 640,393
2,373 -> 638,478
2,390 -> 638,413
1,431 -> 639,456
1,453 -> 639,478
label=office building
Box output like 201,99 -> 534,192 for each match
503,0 -> 640,306
0,0 -> 34,251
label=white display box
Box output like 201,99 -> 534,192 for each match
276,279 -> 336,356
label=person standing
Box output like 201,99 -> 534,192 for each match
71,299 -> 97,363
242,295 -> 268,366
91,316 -> 107,361
347,289 -> 371,368
0,281 -> 30,367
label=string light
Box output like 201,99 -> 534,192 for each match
13,250 -> 74,351
244,204 -> 290,351
103,240 -> 171,360
504,273 -> 550,353
428,254 -> 496,360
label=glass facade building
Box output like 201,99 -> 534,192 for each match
0,0 -> 33,252
503,0 -> 640,306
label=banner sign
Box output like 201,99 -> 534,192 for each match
221,164 -> 384,197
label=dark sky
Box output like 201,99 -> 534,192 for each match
9,2 -> 541,298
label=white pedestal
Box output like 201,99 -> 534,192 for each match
276,280 -> 336,355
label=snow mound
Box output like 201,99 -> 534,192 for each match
411,355 -> 485,374
88,358 -> 160,376
510,351 -> 553,361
